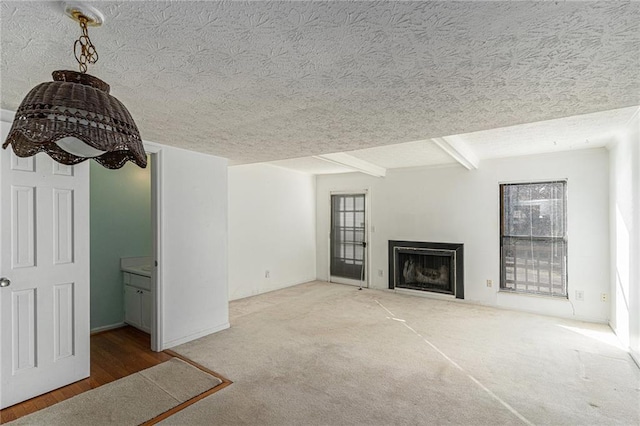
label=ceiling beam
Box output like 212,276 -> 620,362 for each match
314,153 -> 386,177
432,136 -> 480,170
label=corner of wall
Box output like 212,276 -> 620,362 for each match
608,109 -> 640,354
228,164 -> 317,300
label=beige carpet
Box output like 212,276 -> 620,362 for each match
164,281 -> 640,425
9,358 -> 222,425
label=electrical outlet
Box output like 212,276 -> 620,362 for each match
600,293 -> 608,302
377,269 -> 383,277
486,279 -> 492,287
265,270 -> 270,278
575,290 -> 584,301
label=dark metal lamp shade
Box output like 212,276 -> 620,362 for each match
3,70 -> 146,169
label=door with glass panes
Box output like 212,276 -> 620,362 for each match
330,193 -> 367,287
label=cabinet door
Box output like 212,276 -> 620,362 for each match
124,285 -> 141,328
140,289 -> 152,333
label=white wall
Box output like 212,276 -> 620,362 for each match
609,109 -> 640,362
152,144 -> 229,349
317,149 -> 610,322
228,164 -> 316,300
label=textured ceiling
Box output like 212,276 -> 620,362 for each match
1,1 -> 639,164
346,139 -> 456,169
459,106 -> 639,160
267,106 -> 638,175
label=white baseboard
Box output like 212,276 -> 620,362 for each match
229,276 -> 317,301
161,322 -> 230,350
90,322 -> 126,334
379,287 -> 610,324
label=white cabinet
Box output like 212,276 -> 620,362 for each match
140,289 -> 152,332
123,272 -> 152,333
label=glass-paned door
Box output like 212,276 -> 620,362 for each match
330,193 -> 367,286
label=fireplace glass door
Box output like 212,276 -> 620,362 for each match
330,193 -> 366,286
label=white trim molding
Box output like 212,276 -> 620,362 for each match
161,322 -> 230,350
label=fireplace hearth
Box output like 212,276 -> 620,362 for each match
388,241 -> 464,299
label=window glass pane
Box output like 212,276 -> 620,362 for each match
502,237 -> 566,295
504,185 -> 531,236
549,183 -> 565,237
530,182 -> 564,237
355,244 -> 363,261
345,196 -> 354,210
355,212 -> 364,227
345,212 -> 354,227
345,230 -> 354,242
504,182 -> 565,237
355,196 -> 364,210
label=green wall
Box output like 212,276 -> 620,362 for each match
90,160 -> 151,330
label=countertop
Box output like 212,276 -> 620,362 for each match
121,256 -> 153,278
122,265 -> 152,277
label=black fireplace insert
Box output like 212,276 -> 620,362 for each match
388,241 -> 464,299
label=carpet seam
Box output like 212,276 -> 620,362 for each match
136,371 -> 183,405
375,299 -> 535,426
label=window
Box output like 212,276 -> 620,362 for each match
500,181 -> 567,297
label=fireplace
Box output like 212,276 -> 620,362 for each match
388,241 -> 464,299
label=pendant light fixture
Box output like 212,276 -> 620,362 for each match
2,3 -> 147,169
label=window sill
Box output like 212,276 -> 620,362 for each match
498,290 -> 568,301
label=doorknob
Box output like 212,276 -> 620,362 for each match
0,277 -> 10,287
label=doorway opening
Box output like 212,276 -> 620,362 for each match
89,150 -> 161,351
329,192 -> 369,288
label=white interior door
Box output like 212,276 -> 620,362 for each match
0,123 -> 90,408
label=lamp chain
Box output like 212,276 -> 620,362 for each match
74,17 -> 99,74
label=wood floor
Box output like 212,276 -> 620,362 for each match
0,326 -> 173,423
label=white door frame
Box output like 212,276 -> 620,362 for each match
328,189 -> 371,288
143,143 -> 163,352
86,144 -> 165,351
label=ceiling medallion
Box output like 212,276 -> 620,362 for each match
2,2 -> 146,169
